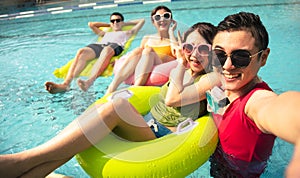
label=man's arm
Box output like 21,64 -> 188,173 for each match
248,90 -> 300,177
248,90 -> 300,143
286,137 -> 300,177
88,22 -> 110,36
124,18 -> 145,36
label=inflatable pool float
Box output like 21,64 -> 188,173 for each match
76,86 -> 218,177
53,25 -> 136,79
113,55 -> 178,86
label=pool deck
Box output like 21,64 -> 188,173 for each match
0,0 -> 185,21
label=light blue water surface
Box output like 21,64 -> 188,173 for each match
0,0 -> 299,177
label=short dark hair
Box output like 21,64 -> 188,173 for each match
216,12 -> 268,50
110,12 -> 124,21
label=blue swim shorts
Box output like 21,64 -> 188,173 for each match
143,112 -> 172,138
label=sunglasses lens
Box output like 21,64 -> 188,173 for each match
111,19 -> 121,23
213,49 -> 252,68
154,15 -> 161,21
213,49 -> 227,66
197,45 -> 209,56
183,44 -> 193,54
231,50 -> 251,67
153,13 -> 171,21
163,13 -> 171,19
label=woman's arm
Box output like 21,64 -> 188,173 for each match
166,63 -> 219,107
168,20 -> 178,57
165,32 -> 186,102
88,22 -> 110,36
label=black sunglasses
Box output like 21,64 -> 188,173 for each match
152,12 -> 171,22
110,19 -> 122,23
213,49 -> 264,68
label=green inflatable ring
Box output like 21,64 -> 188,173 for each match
76,86 -> 218,177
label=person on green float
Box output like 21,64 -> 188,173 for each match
0,22 -> 218,177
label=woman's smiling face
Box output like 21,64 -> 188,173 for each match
184,30 -> 210,74
152,9 -> 172,32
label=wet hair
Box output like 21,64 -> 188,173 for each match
216,12 -> 268,50
110,12 -> 124,21
183,22 -> 217,72
150,6 -> 172,22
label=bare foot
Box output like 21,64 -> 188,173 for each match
44,82 -> 70,94
77,79 -> 92,92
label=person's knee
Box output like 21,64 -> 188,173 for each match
77,48 -> 86,55
111,97 -> 131,116
142,47 -> 153,55
76,48 -> 90,59
112,97 -> 128,108
76,47 -> 96,62
95,102 -> 116,118
125,48 -> 142,63
132,47 -> 143,55
140,47 -> 155,63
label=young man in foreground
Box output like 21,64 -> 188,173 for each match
208,11 -> 300,177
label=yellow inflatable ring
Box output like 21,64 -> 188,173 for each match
76,86 -> 218,177
53,25 -> 136,78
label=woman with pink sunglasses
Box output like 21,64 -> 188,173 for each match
150,22 -> 219,130
105,5 -> 178,94
0,22 -> 218,177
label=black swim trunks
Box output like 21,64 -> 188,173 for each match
87,43 -> 124,58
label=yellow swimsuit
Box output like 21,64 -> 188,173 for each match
145,43 -> 175,60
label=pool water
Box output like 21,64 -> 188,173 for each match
0,0 -> 299,177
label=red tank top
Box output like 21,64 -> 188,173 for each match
213,82 -> 276,162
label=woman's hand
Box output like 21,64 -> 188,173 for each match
170,20 -> 177,32
175,30 -> 188,67
169,20 -> 179,57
